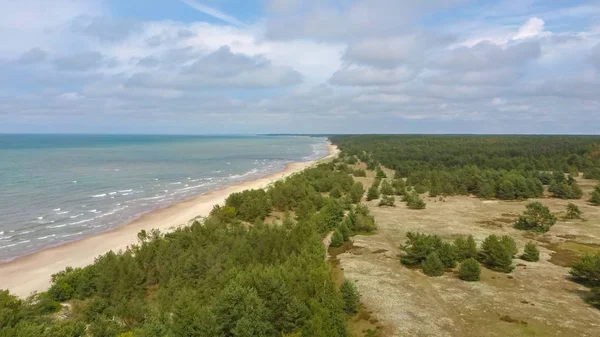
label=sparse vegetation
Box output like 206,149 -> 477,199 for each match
479,234 -> 515,273
590,185 -> 600,206
378,195 -> 395,207
366,184 -> 380,201
380,180 -> 394,196
565,203 -> 583,219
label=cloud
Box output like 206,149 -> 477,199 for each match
329,66 -> 414,86
15,47 -> 48,65
126,46 -> 302,89
181,0 -> 245,26
53,52 -> 116,71
512,17 -> 545,40
591,43 -> 600,69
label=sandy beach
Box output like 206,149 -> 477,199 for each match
0,143 -> 339,298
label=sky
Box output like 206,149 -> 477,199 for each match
0,0 -> 599,134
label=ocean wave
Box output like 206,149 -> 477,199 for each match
53,208 -> 61,211
174,183 -> 208,193
37,234 -> 56,240
0,240 -> 31,249
60,232 -> 84,238
109,192 -> 117,195
66,218 -> 94,226
70,213 -> 84,219
0,235 -> 12,240
119,189 -> 133,193
47,224 -> 67,229
169,182 -> 182,185
56,211 -> 69,215
19,230 -> 35,235
92,193 -> 106,198
229,168 -> 260,180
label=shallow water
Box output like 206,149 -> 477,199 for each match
0,134 -> 327,261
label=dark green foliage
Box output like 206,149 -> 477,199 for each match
331,135 -> 600,201
225,189 -> 271,222
521,242 -> 540,262
479,235 -> 514,273
565,203 -> 582,219
422,252 -> 445,277
405,192 -> 426,210
438,243 -> 457,268
514,202 -> 557,232
458,258 -> 481,281
501,235 -> 518,257
549,180 -> 583,199
392,179 -> 406,195
340,280 -> 359,314
366,184 -> 380,201
400,232 -> 443,266
329,186 -> 342,198
350,204 -> 377,233
590,185 -> 600,205
378,195 -> 395,207
338,222 -> 350,242
350,182 -> 364,203
352,168 -> 366,177
584,167 -> 600,180
330,230 -> 344,248
454,235 -> 478,261
570,253 -> 600,285
380,180 -> 394,196
375,167 -> 387,179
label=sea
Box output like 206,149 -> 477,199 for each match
0,134 -> 328,262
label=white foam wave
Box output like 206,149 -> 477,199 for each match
119,189 -> 133,193
53,208 -> 61,211
70,213 -> 84,219
109,192 -> 117,195
47,224 -> 67,229
60,232 -> 84,238
57,211 -> 69,215
19,230 -> 35,235
1,240 -> 31,249
66,218 -> 94,226
92,193 -> 106,198
37,234 -> 56,240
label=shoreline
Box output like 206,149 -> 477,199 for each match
0,143 -> 339,298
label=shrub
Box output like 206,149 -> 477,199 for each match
422,252 -> 445,277
590,186 -> 600,206
438,243 -> 457,268
459,258 -> 481,281
400,232 -> 442,266
350,182 -> 365,204
380,180 -> 394,196
500,235 -> 518,257
378,195 -> 395,207
407,197 -> 426,210
352,169 -> 366,177
338,222 -> 350,242
375,167 -> 387,178
549,181 -> 583,199
583,167 -> 600,180
454,235 -> 478,261
514,202 -> 557,232
570,253 -> 600,285
340,280 -> 359,314
330,230 -> 344,248
366,184 -> 380,201
329,186 -> 342,198
392,179 -> 406,195
565,203 -> 582,219
479,235 -> 514,273
521,242 -> 540,262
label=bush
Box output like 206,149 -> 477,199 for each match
422,252 -> 445,277
352,169 -> 366,177
590,186 -> 600,206
583,167 -> 600,180
549,181 -> 583,199
378,195 -> 395,207
400,232 -> 443,266
570,253 -> 600,285
479,235 -> 514,273
458,258 -> 481,281
329,186 -> 342,199
392,179 -> 406,195
454,235 -> 478,261
501,235 -> 518,257
438,243 -> 457,268
340,280 -> 359,314
330,230 -> 344,248
514,202 -> 557,232
380,180 -> 394,196
366,184 -> 380,201
407,197 -> 426,210
350,182 -> 365,204
565,203 -> 582,219
375,167 -> 387,178
521,242 -> 540,262
338,222 -> 350,242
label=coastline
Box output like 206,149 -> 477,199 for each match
0,143 -> 339,298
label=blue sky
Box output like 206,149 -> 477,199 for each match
0,0 -> 599,134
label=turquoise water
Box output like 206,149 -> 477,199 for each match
0,135 -> 328,261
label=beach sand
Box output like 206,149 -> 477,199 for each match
0,143 -> 339,298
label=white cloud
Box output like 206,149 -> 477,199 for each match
181,0 -> 245,26
512,17 -> 545,40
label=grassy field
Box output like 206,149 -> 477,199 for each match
335,164 -> 600,337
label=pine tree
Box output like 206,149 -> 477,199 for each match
438,242 -> 457,268
458,258 -> 481,281
514,202 -> 557,232
366,184 -> 380,201
422,252 -> 445,277
330,230 -> 344,248
340,280 -> 359,314
454,235 -> 478,261
480,235 -> 514,273
380,180 -> 394,195
521,242 -> 540,262
565,203 -> 582,219
590,186 -> 600,206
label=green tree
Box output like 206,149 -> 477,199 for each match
340,280 -> 359,314
438,243 -> 457,268
350,182 -> 365,203
521,242 -> 540,262
366,184 -> 380,201
380,180 -> 394,196
378,195 -> 395,207
422,252 -> 445,277
329,186 -> 342,199
454,235 -> 478,261
570,253 -> 600,285
338,222 -> 350,242
479,235 -> 514,273
375,167 -> 387,178
565,203 -> 582,219
500,235 -> 518,257
330,230 -> 344,248
590,185 -> 600,205
400,232 -> 443,266
514,202 -> 557,232
458,258 -> 481,281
